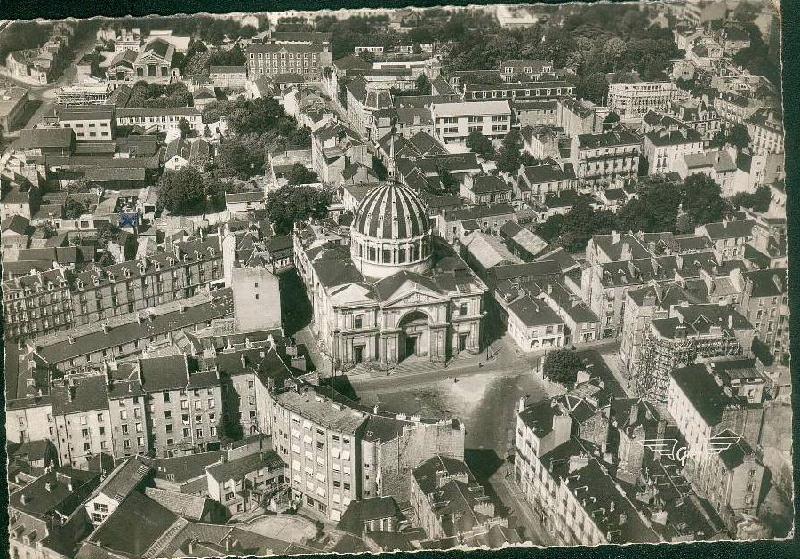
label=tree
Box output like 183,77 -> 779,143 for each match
496,130 -> 524,174
437,168 -> 460,196
542,349 -> 584,387
286,163 -> 319,186
733,2 -> 759,23
64,197 -> 89,219
731,185 -> 772,213
178,118 -> 192,139
266,185 -> 333,235
576,72 -> 609,105
158,167 -> 222,215
216,140 -> 266,180
681,174 -> 730,228
725,123 -> 751,150
466,130 -> 495,159
415,73 -> 432,95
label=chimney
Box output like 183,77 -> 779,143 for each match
20,494 -> 28,505
240,354 -> 246,369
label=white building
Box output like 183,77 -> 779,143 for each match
430,100 -> 512,144
608,79 -> 680,120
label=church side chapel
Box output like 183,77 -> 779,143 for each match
294,182 -> 487,370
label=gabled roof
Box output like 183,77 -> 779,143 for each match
18,127 -> 75,149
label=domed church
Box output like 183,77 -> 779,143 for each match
294,182 -> 487,370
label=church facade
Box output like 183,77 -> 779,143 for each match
294,182 -> 487,369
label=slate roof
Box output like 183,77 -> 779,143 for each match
51,374 -> 109,415
338,497 -> 402,535
508,295 -> 564,327
10,467 -> 100,518
89,491 -> 181,557
143,487 -> 211,520
18,128 -> 75,149
206,450 -> 284,483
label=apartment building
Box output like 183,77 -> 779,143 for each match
695,219 -> 755,261
139,354 -> 223,458
51,374 -> 115,469
506,295 -> 565,352
246,43 -> 332,80
56,106 -> 116,141
0,87 -> 30,132
3,236 -> 225,340
746,108 -> 784,156
410,455 -> 506,543
270,386 -> 365,521
515,163 -> 576,204
311,121 -> 369,185
26,289 -> 233,375
666,364 -> 766,517
608,78 -> 680,120
735,267 -> 789,361
116,107 -> 203,134
570,130 -> 641,185
555,97 -> 610,136
635,304 -> 754,402
106,362 -> 150,459
431,100 -> 511,144
643,127 -> 704,175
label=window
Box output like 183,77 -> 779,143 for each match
208,399 -> 215,408
84,443 -> 91,451
354,315 -> 363,329
163,392 -> 171,403
196,428 -> 204,438
120,410 -> 127,420
459,303 -> 469,316
164,411 -> 172,419
181,400 -> 189,410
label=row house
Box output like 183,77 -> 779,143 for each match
26,289 -> 233,375
54,106 -> 116,142
555,97 -> 610,136
455,75 -> 575,102
51,374 -> 115,469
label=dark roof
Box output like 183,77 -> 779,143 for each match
338,497 -> 402,535
206,450 -> 284,482
670,364 -> 735,426
10,467 -> 100,518
470,174 -> 511,194
577,129 -> 640,149
90,491 -> 180,557
18,128 -> 75,149
139,354 -> 189,392
2,214 -> 30,235
97,456 -> 151,501
51,375 -> 109,415
744,268 -> 787,297
508,295 -> 563,327
154,451 -> 224,483
412,455 -> 472,494
144,38 -> 172,59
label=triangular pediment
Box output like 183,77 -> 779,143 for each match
382,282 -> 444,307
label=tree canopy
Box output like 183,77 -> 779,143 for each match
266,185 -> 333,235
286,163 -> 319,186
542,349 -> 584,387
157,167 -> 224,215
466,130 -> 495,159
537,174 -> 732,252
731,185 -> 772,213
215,138 -> 266,180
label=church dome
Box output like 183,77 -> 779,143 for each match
350,182 -> 433,279
353,182 -> 430,241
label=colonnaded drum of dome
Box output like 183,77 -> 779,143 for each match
1,2 -> 792,557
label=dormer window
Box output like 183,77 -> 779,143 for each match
92,276 -> 100,286
124,268 -> 131,278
